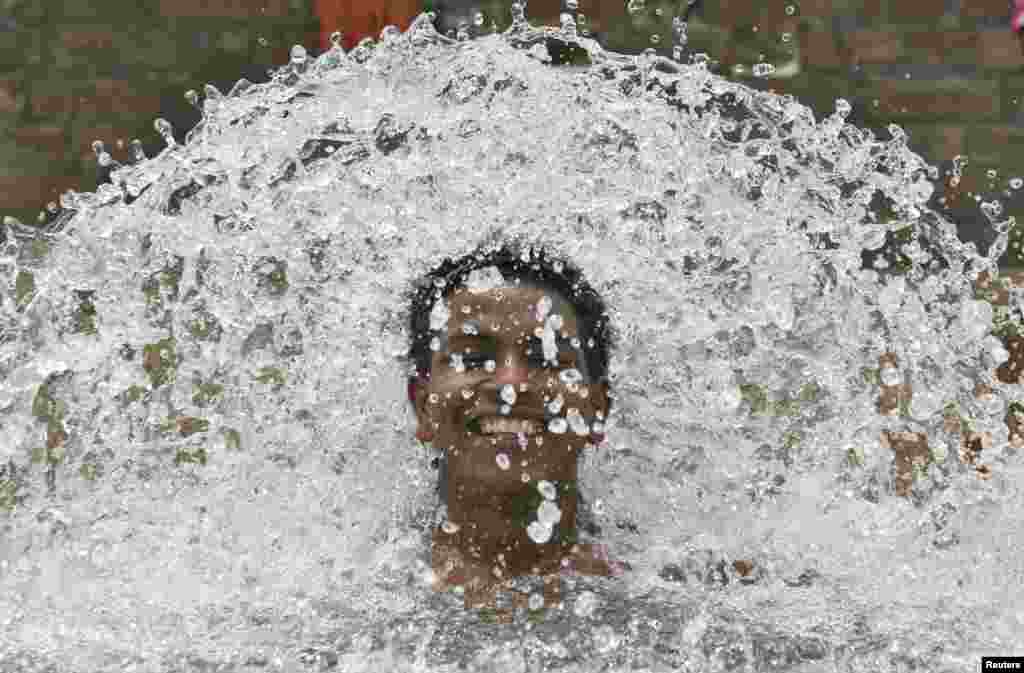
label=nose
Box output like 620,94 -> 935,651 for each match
494,346 -> 530,386
494,364 -> 529,386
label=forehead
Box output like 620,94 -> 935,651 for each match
445,285 -> 578,331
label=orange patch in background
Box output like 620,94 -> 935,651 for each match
314,0 -> 420,51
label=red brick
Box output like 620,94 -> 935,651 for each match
935,125 -> 966,158
270,46 -> 292,68
802,27 -> 843,67
794,0 -> 836,19
905,29 -> 977,52
847,30 -> 902,63
303,29 -> 322,50
717,0 -> 756,26
521,0 -> 560,22
12,125 -> 68,159
0,78 -> 18,114
61,30 -> 115,50
717,0 -> 797,31
73,92 -> 162,115
960,0 -> 1013,18
751,5 -> 798,32
889,0 -> 947,21
985,125 -> 1024,147
93,78 -> 131,98
158,0 -> 290,18
0,176 -> 79,211
862,0 -> 885,21
876,91 -> 998,119
909,29 -> 978,63
31,94 -> 72,115
977,31 -> 1023,68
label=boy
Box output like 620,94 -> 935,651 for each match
405,239 -> 628,617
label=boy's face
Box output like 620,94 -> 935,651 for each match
413,284 -> 609,499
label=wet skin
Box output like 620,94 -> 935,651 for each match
411,284 -> 622,614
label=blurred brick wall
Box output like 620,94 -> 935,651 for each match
586,0 -> 1024,266
1,0 -> 1023,265
0,0 -> 318,228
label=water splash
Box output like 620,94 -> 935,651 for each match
0,7 -> 1021,673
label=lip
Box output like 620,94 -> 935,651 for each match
473,415 -> 546,436
469,432 -> 537,450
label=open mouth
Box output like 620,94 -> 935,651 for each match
465,415 -> 542,436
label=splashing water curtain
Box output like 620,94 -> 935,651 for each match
0,4 -> 1022,672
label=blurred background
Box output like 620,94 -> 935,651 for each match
1,0 -> 1023,267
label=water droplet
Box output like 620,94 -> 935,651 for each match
528,592 -> 545,610
786,5 -> 796,15
574,591 -> 598,617
781,32 -> 792,43
880,366 -> 901,386
500,384 -> 517,405
473,11 -> 485,27
548,417 -> 568,434
559,369 -> 583,385
655,7 -> 663,16
987,169 -> 998,180
1010,178 -> 1023,190
567,408 -> 590,435
153,118 -> 177,149
429,301 -> 450,332
521,472 -> 531,483
527,521 -> 553,543
650,34 -> 661,45
538,500 -> 562,526
496,453 -> 510,470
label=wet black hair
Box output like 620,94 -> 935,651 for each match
402,236 -> 617,415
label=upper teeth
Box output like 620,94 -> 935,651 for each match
478,416 -> 540,435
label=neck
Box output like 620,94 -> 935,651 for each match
439,470 -> 581,576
